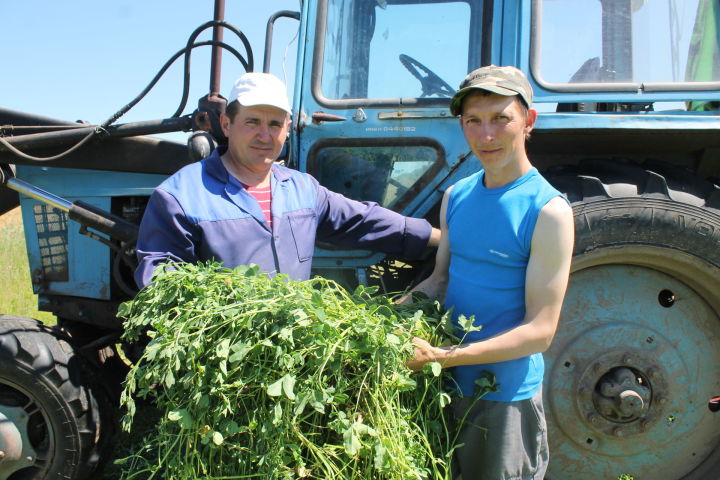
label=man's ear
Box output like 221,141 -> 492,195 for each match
525,108 -> 538,133
220,113 -> 231,137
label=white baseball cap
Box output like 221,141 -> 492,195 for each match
227,72 -> 292,114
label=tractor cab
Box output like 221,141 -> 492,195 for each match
289,0 -> 720,287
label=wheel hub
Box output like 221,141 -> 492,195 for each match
594,367 -> 650,422
0,406 -> 37,478
560,344 -> 670,442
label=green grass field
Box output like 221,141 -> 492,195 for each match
0,208 -> 55,323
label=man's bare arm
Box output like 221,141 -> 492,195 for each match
426,227 -> 442,248
399,187 -> 453,304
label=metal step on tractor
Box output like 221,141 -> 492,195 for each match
1,0 -> 719,478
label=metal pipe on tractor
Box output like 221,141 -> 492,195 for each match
0,164 -> 138,245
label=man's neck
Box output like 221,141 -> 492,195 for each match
483,157 -> 532,189
220,153 -> 272,188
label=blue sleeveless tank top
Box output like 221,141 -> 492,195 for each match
445,167 -> 563,401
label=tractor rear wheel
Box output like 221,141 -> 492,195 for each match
0,316 -> 111,480
544,160 -> 720,479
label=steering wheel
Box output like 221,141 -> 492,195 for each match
399,54 -> 455,98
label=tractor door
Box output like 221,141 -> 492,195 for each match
293,0 -> 493,286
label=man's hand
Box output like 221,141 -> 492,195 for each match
407,337 -> 441,372
395,294 -> 412,305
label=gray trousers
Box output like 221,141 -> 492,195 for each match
451,388 -> 549,480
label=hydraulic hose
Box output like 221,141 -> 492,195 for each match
1,23 -> 253,163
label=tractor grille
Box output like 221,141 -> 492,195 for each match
33,204 -> 69,282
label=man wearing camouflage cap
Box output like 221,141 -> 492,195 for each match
404,65 -> 574,479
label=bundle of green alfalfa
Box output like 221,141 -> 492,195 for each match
116,262 -> 487,480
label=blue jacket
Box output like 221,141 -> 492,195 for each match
135,148 -> 432,288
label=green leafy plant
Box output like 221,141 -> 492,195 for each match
117,262 -> 489,479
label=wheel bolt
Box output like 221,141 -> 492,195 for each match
587,413 -> 600,426
613,427 -> 625,437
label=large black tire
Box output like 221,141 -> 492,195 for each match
0,316 -> 112,480
543,160 -> 720,479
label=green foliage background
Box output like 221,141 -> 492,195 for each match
0,209 -> 55,324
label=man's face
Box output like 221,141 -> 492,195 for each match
459,91 -> 536,174
221,104 -> 291,174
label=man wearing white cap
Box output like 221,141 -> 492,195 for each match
135,72 -> 439,288
403,66 -> 574,480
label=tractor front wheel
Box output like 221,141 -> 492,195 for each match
0,316 -> 111,480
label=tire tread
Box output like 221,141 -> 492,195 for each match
0,315 -> 103,480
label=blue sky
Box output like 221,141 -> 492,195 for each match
3,1 -> 300,141
3,0 -> 710,129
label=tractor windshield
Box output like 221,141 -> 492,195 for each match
316,0 -> 488,104
533,0 -> 720,89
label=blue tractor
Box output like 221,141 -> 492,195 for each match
1,0 -> 719,478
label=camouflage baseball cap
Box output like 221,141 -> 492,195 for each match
450,65 -> 533,116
